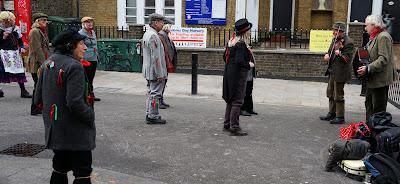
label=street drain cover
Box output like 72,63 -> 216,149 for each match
0,143 -> 45,157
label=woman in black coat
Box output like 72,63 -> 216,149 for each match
34,29 -> 95,184
222,18 -> 254,136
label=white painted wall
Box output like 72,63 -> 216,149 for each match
372,0 -> 383,15
117,0 -> 181,27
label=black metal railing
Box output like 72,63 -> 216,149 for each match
389,70 -> 400,109
48,23 -> 144,42
48,23 -> 316,49
206,28 -> 312,49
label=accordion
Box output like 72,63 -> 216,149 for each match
352,47 -> 372,79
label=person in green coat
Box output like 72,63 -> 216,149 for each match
357,15 -> 396,122
319,22 -> 355,124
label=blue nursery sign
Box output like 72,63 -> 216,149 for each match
185,0 -> 227,25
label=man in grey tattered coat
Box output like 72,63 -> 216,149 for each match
142,13 -> 168,124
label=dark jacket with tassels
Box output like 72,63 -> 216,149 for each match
34,53 -> 95,151
222,41 -> 251,103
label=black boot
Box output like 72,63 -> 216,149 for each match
240,110 -> 251,116
50,171 -> 68,184
159,99 -> 170,109
319,112 -> 335,121
0,89 -> 3,98
146,116 -> 167,124
248,110 -> 258,115
223,125 -> 230,132
20,89 -> 32,98
31,102 -> 42,115
230,128 -> 248,136
73,177 -> 91,184
330,117 -> 345,124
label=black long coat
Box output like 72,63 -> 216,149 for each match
222,41 -> 251,103
34,53 -> 95,151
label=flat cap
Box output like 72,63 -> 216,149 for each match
149,13 -> 166,22
52,28 -> 86,47
81,16 -> 94,23
32,13 -> 48,22
332,21 -> 346,32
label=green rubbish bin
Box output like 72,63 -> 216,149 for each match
47,16 -> 81,42
97,39 -> 142,72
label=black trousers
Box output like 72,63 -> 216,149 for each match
51,150 -> 93,184
241,80 -> 254,112
30,73 -> 40,113
161,79 -> 167,102
84,61 -> 97,92
365,86 -> 389,122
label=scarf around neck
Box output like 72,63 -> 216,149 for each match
369,27 -> 382,40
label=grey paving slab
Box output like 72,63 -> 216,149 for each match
0,155 -> 167,184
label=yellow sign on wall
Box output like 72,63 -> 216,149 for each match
309,30 -> 333,52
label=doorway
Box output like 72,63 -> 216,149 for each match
271,0 -> 293,30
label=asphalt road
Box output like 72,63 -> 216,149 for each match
1,85 -> 398,184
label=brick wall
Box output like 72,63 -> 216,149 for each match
258,0 -> 270,29
71,0 -> 117,26
176,48 -> 326,80
348,23 -> 365,48
31,0 -> 72,17
311,11 -> 333,29
296,0 -> 312,29
332,0 -> 349,24
296,0 -> 349,30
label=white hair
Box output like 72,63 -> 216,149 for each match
162,24 -> 171,31
365,15 -> 385,29
228,34 -> 251,47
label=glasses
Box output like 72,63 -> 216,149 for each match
39,18 -> 48,22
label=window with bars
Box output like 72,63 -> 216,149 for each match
126,0 -> 137,24
164,0 -> 175,23
144,0 -> 156,24
121,0 -> 177,25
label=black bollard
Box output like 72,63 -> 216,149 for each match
192,53 -> 198,95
